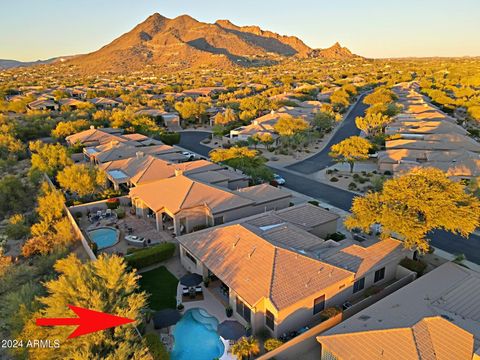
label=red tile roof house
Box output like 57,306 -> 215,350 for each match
99,154 -> 249,191
129,174 -> 292,235
176,204 -> 411,338
317,262 -> 480,360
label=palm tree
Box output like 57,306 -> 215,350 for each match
231,336 -> 260,360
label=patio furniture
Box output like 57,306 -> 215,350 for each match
182,287 -> 190,296
195,286 -> 202,294
180,273 -> 203,287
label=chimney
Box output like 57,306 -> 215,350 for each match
136,151 -> 144,159
174,169 -> 184,177
253,120 -> 259,126
90,125 -> 95,129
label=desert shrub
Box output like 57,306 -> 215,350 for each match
115,207 -> 126,219
264,338 -> 284,352
400,257 -> 427,276
330,177 -> 339,182
348,182 -> 357,190
308,200 -> 319,207
319,307 -> 341,321
125,243 -> 175,269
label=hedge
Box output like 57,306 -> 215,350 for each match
158,132 -> 181,145
400,257 -> 427,276
125,243 -> 175,269
145,333 -> 170,360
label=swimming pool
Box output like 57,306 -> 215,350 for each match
88,227 -> 119,249
171,308 -> 225,360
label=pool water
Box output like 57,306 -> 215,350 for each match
171,308 -> 225,360
88,228 -> 118,249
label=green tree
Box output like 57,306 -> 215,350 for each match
345,168 -> 480,252
174,99 -> 207,123
273,115 -> 309,137
329,136 -> 372,173
313,111 -> 336,132
51,119 -> 90,139
0,175 -> 34,220
29,141 -> 73,177
57,164 -> 106,197
355,112 -> 391,137
18,254 -> 151,360
239,96 -> 271,117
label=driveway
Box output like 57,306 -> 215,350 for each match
286,93 -> 370,174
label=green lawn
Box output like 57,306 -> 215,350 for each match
139,266 -> 179,310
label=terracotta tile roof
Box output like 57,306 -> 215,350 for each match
235,183 -> 291,204
319,328 -> 418,360
66,127 -> 124,145
275,203 -> 339,228
129,175 -> 254,214
321,238 -> 407,278
318,317 -> 474,360
177,223 -> 353,310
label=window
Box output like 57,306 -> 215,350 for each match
236,297 -> 251,323
353,278 -> 365,293
266,310 -> 275,331
184,249 -> 197,265
213,216 -> 224,226
374,267 -> 385,283
313,295 -> 325,315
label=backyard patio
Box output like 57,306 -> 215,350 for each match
77,209 -> 175,255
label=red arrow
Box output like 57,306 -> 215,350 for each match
36,305 -> 135,338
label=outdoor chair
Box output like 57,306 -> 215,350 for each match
195,286 -> 202,294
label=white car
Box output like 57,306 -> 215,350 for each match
273,174 -> 286,185
182,151 -> 196,160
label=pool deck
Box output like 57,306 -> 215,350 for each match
176,285 -> 237,360
79,211 -> 175,255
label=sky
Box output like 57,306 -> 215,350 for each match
1,0 -> 479,61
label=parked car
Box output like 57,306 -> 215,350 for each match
182,151 -> 196,161
273,174 -> 286,185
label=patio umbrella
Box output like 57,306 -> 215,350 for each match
180,273 -> 203,287
217,320 -> 246,340
153,309 -> 182,329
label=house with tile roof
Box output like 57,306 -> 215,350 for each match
176,205 -> 410,338
99,154 -> 249,190
129,174 -> 291,235
378,83 -> 480,180
317,262 -> 480,360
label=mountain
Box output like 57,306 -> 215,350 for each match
66,13 -> 359,73
309,42 -> 360,59
0,56 -> 76,70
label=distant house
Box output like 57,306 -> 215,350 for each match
58,98 -> 87,110
317,262 -> 480,360
377,82 -> 480,180
177,205 -> 410,337
27,98 -> 59,111
130,174 -> 291,234
88,97 -> 121,109
135,109 -> 181,130
181,87 -> 227,99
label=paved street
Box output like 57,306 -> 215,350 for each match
286,93 -> 370,174
177,130 -> 480,264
